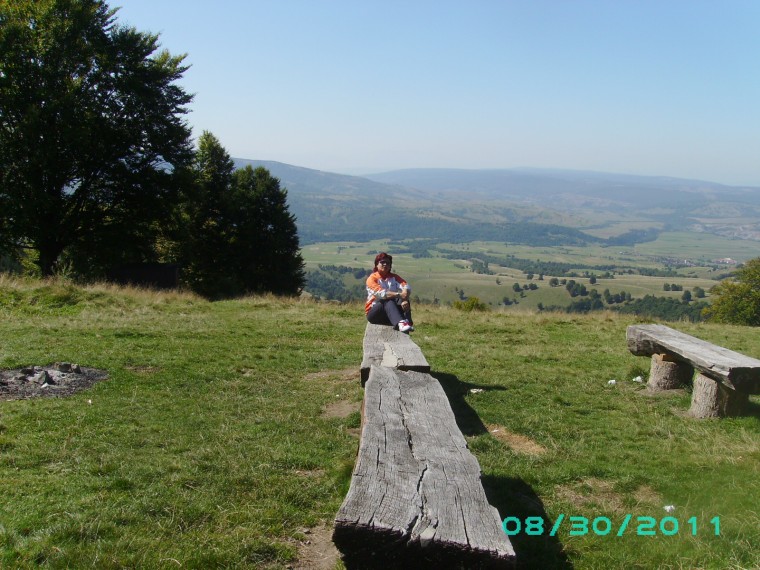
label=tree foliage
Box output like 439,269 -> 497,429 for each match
178,132 -> 238,298
706,258 -> 760,326
179,132 -> 304,299
614,295 -> 708,322
229,165 -> 305,295
305,266 -> 365,302
0,0 -> 193,276
453,296 -> 488,312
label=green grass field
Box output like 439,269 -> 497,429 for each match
1,277 -> 758,568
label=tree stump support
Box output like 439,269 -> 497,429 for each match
689,373 -> 750,418
647,353 -> 694,391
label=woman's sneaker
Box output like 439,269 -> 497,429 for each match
398,320 -> 413,333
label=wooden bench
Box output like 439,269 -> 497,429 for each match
334,325 -> 515,567
627,324 -> 760,418
360,323 -> 430,385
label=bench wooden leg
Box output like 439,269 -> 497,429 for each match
688,373 -> 749,418
648,354 -> 693,391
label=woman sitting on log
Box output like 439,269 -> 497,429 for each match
365,252 -> 414,333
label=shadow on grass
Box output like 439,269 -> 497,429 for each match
432,371 -> 573,569
432,371 -> 503,436
482,475 -> 573,570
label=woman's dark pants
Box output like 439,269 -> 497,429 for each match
366,299 -> 413,328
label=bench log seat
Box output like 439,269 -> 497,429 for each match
333,365 -> 515,567
360,323 -> 430,385
627,324 -> 760,418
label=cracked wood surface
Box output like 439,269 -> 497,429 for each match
360,323 -> 430,385
627,324 -> 760,393
334,366 -> 515,566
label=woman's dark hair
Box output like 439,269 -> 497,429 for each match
374,252 -> 392,270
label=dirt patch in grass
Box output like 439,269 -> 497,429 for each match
555,478 -> 626,513
294,469 -> 326,479
293,524 -> 341,570
642,386 -> 690,398
554,478 -> 663,514
632,484 -> 663,507
321,399 -> 359,419
0,364 -> 108,401
487,423 -> 547,456
305,368 -> 359,384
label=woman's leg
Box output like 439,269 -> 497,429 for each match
366,299 -> 405,328
400,300 -> 413,325
382,299 -> 405,328
367,302 -> 391,325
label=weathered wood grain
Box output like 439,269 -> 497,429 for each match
360,323 -> 430,385
627,324 -> 760,393
690,373 -> 750,418
334,366 -> 515,567
647,353 -> 694,391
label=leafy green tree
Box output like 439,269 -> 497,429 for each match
179,132 -> 239,298
706,258 -> 760,326
230,165 -> 304,296
0,0 -> 193,276
179,132 -> 304,298
453,296 -> 488,312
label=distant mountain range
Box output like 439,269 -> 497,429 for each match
366,167 -> 760,206
233,159 -> 760,244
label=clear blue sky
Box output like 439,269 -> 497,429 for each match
116,1 -> 760,186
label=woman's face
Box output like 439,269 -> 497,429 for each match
377,259 -> 391,276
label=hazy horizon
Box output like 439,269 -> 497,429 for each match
235,157 -> 759,189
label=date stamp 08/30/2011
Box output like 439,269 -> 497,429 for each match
502,515 -> 721,537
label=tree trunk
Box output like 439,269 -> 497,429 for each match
688,373 -> 749,418
647,354 -> 694,391
37,246 -> 62,277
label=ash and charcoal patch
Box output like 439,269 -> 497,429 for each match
0,363 -> 108,401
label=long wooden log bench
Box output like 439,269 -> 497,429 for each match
627,324 -> 760,418
334,324 -> 515,567
360,322 -> 430,385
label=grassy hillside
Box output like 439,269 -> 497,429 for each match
1,277 -> 758,568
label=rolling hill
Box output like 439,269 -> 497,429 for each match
233,159 -> 760,244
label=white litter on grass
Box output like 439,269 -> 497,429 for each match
633,376 -> 644,383
87,399 -> 93,405
607,379 -> 617,386
664,505 -> 676,513
470,388 -> 484,394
